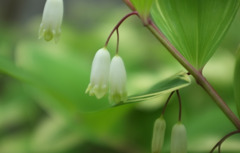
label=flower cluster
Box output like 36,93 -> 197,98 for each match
152,117 -> 187,153
85,48 -> 128,105
151,91 -> 187,153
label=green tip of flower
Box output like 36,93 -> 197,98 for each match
44,30 -> 53,41
85,83 -> 108,99
109,91 -> 127,105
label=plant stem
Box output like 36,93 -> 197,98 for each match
176,90 -> 182,122
116,28 -> 119,54
122,1 -> 240,129
161,91 -> 175,117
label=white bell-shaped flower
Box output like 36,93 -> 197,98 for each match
152,116 -> 166,153
86,48 -> 111,99
171,122 -> 187,153
109,55 -> 128,105
39,0 -> 64,43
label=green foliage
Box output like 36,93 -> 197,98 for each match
151,0 -> 240,69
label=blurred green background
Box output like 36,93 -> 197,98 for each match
0,0 -> 240,152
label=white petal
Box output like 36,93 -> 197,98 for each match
171,122 -> 187,153
109,55 -> 127,105
39,0 -> 63,43
86,48 -> 111,99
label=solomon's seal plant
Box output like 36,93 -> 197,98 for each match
35,0 -> 240,152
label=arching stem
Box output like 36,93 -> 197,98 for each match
105,11 -> 138,47
210,130 -> 240,153
161,91 -> 175,117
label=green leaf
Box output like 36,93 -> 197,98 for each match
117,71 -> 191,106
151,0 -> 239,69
234,49 -> 240,118
130,0 -> 154,23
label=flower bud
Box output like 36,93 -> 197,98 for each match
152,116 -> 166,153
39,0 -> 64,43
109,55 -> 127,105
170,122 -> 187,153
86,48 -> 111,99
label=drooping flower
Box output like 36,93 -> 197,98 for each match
171,122 -> 187,153
109,55 -> 128,105
39,0 -> 64,43
152,116 -> 166,153
86,48 -> 111,99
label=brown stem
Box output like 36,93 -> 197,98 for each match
116,28 -> 120,54
161,91 -> 175,117
176,90 -> 182,122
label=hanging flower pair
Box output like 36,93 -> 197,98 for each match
152,117 -> 187,153
85,48 -> 128,105
152,91 -> 187,153
85,12 -> 138,105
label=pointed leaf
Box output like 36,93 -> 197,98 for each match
151,0 -> 239,69
116,71 -> 191,106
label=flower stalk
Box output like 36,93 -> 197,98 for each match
161,91 -> 175,117
176,90 -> 182,122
